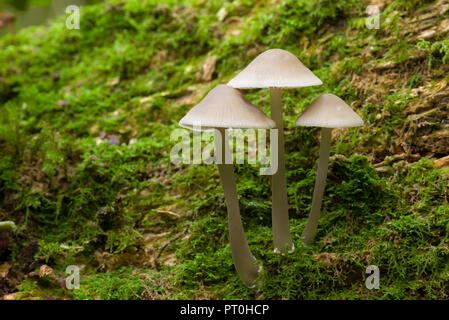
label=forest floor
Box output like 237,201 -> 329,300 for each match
0,0 -> 448,300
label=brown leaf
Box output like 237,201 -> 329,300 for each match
435,155 -> 449,168
107,77 -> 120,87
201,56 -> 217,82
57,100 -> 68,107
2,292 -> 19,300
38,265 -> 54,278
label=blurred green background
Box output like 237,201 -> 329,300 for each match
0,0 -> 103,36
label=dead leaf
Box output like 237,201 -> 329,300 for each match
201,56 -> 217,82
107,77 -> 120,87
39,265 -> 55,278
435,155 -> 449,168
216,7 -> 227,22
139,96 -> 153,104
57,100 -> 68,107
2,292 -> 19,300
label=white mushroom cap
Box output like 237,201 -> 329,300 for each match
179,84 -> 275,130
227,49 -> 322,89
295,94 -> 364,128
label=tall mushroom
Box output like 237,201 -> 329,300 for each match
228,49 -> 322,253
179,84 -> 275,288
295,94 -> 364,246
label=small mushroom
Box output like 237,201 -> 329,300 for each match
179,84 -> 275,288
295,94 -> 364,246
228,49 -> 322,253
0,221 -> 16,232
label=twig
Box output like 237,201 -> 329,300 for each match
155,209 -> 180,218
155,211 -> 197,270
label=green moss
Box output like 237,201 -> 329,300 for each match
0,0 -> 447,300
71,267 -> 149,300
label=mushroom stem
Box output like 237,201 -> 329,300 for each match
269,88 -> 294,253
0,221 -> 16,232
302,127 -> 332,246
215,128 -> 260,288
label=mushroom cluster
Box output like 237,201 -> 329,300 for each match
228,49 -> 323,254
178,49 -> 364,288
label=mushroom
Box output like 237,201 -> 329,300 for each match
0,221 -> 15,232
179,84 -> 275,288
228,49 -> 322,253
295,94 -> 364,246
